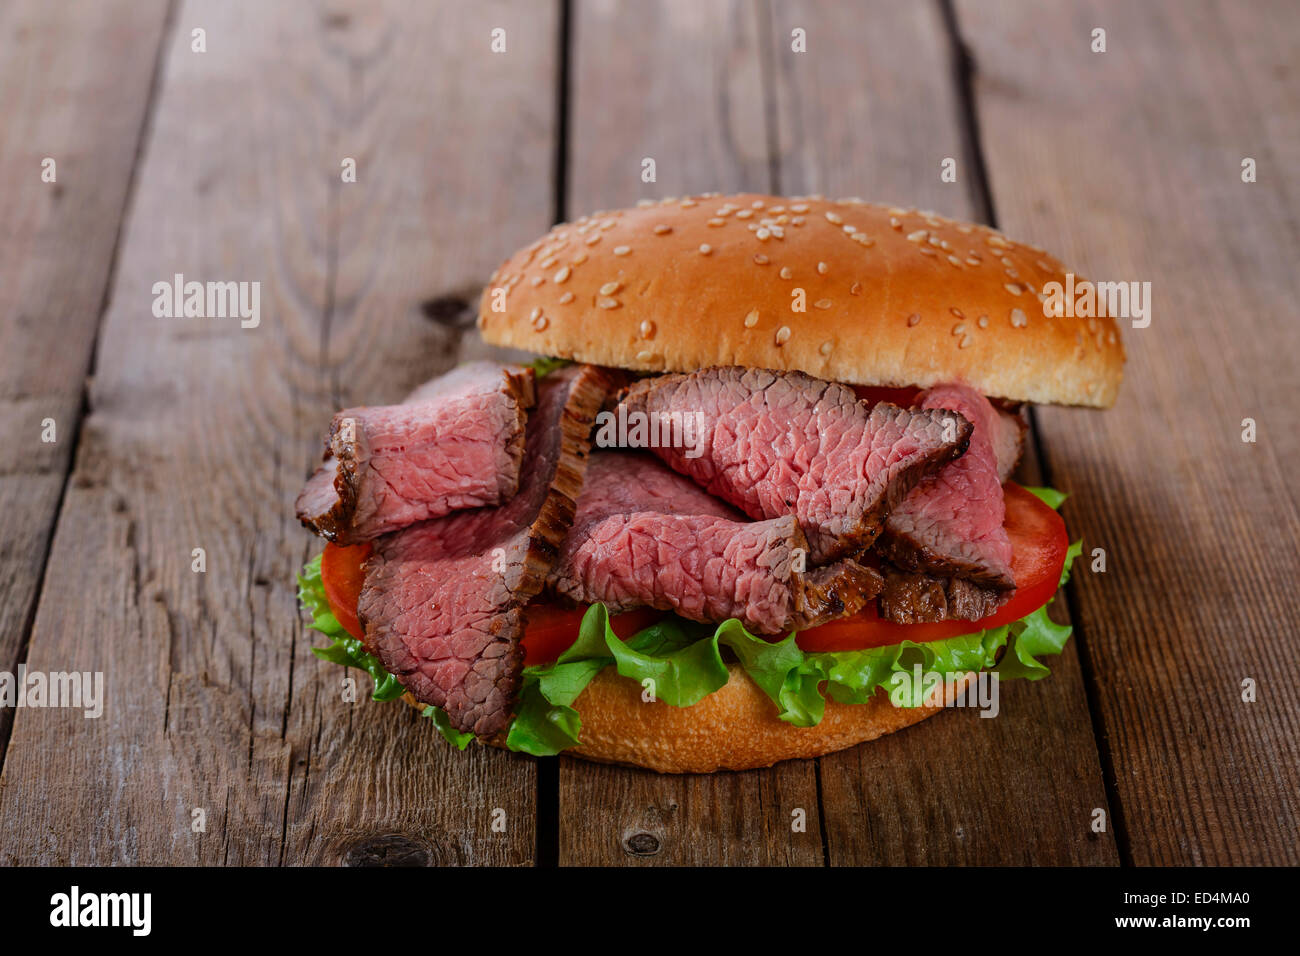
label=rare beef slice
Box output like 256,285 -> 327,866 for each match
358,365 -> 622,737
550,451 -> 881,634
617,367 -> 971,563
296,362 -> 534,544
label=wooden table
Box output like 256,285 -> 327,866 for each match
0,0 -> 1295,866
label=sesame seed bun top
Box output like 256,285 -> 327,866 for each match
477,193 -> 1125,408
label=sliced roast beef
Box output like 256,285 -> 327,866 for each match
358,365 -> 622,737
617,367 -> 972,563
551,452 -> 881,634
296,362 -> 535,544
877,565 -> 1008,624
990,403 -> 1026,482
878,384 -> 1016,588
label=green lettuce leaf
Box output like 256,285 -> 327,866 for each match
298,554 -> 406,701
424,705 -> 475,750
530,356 -> 571,379
1023,485 -> 1070,510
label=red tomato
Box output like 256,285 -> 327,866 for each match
521,604 -> 662,666
320,542 -> 371,640
796,482 -> 1069,652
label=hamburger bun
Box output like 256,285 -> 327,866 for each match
478,193 -> 1124,408
406,665 -> 969,773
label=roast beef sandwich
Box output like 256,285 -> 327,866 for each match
295,194 -> 1124,772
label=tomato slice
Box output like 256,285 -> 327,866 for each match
521,604 -> 662,666
320,542 -> 371,640
796,482 -> 1069,652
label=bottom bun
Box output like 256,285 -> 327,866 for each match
407,663 -> 963,773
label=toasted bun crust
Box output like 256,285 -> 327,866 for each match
478,194 -> 1124,407
408,664 -> 959,773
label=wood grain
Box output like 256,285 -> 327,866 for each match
0,0 -> 557,865
769,0 -> 1117,865
0,0 -> 170,763
956,0 -> 1300,865
557,0 -> 825,867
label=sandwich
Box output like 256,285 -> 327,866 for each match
294,193 -> 1124,773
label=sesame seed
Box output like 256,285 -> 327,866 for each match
907,230 -> 928,242
653,224 -> 672,235
1107,330 -> 1117,345
965,257 -> 980,266
987,235 -> 1010,248
907,313 -> 921,327
707,218 -> 727,227
1036,259 -> 1053,272
699,243 -> 712,255
636,199 -> 654,208
947,255 -> 962,266
889,217 -> 902,230
752,199 -> 765,208
1000,257 -> 1014,267
635,350 -> 659,363
585,234 -> 601,245
533,315 -> 549,331
613,246 -> 631,256
825,211 -> 843,224
554,266 -> 571,283
744,309 -> 760,328
819,340 -> 833,356
951,307 -> 965,318
977,315 -> 989,328
790,203 -> 809,213
958,334 -> 973,349
814,299 -> 833,310
850,282 -> 862,296
918,246 -> 937,256
530,307 -> 543,321
791,216 -> 805,226
779,267 -> 793,280
558,291 -> 575,304
817,261 -> 828,275
1010,308 -> 1028,328
598,297 -> 620,309
775,326 -> 791,345
736,209 -> 754,219
530,276 -> 545,286
754,254 -> 769,265
639,320 -> 656,339
571,253 -> 588,265
756,228 -> 771,240
1005,283 -> 1023,295
842,224 -> 857,234
681,199 -> 697,208
928,236 -> 942,247
599,281 -> 621,295
539,256 -> 557,269
1005,268 -> 1020,279
600,219 -> 617,230
952,322 -> 966,335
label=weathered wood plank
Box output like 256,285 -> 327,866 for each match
956,0 -> 1300,864
770,0 -> 1118,864
0,0 -> 170,764
557,0 -> 825,866
0,0 -> 557,865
